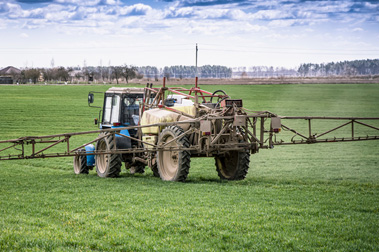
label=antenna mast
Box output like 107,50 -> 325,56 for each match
195,43 -> 198,77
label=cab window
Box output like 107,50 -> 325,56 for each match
103,95 -> 120,124
123,97 -> 143,125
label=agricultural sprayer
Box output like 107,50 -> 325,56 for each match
1,78 -> 378,182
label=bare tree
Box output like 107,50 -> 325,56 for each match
112,66 -> 123,84
24,68 -> 40,84
122,64 -> 137,83
56,67 -> 69,82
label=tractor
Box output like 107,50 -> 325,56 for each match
80,81 -> 251,182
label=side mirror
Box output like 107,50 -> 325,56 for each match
88,91 -> 103,109
88,93 -> 94,104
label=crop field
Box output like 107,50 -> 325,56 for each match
0,83 -> 378,251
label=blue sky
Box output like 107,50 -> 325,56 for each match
0,0 -> 378,69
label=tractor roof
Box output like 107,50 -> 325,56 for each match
106,87 -> 145,94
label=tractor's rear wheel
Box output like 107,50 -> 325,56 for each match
73,149 -> 89,174
157,126 -> 190,182
215,150 -> 250,180
96,133 -> 122,178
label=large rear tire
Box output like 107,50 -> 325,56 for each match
215,150 -> 250,180
157,126 -> 190,182
73,149 -> 89,174
96,133 -> 122,178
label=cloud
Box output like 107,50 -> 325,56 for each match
119,4 -> 152,16
251,10 -> 293,20
164,6 -> 195,18
98,0 -> 117,5
0,2 -> 11,13
53,0 -> 100,6
268,19 -> 297,28
164,0 -> 248,8
161,0 -> 379,24
16,0 -> 53,3
240,22 -> 266,32
21,18 -> 47,29
0,0 -> 378,40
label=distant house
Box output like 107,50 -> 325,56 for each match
0,66 -> 21,84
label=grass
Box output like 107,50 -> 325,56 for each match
0,83 -> 378,251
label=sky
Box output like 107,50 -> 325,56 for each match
0,0 -> 378,69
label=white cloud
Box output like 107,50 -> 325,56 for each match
224,9 -> 247,20
167,7 -> 194,18
119,4 -> 152,16
364,2 -> 379,9
243,23 -> 267,32
54,0 -> 99,6
268,19 -> 297,27
21,19 -> 47,29
251,10 -> 292,20
4,2 -> 23,19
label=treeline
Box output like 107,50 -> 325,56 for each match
232,66 -> 298,78
5,59 -> 379,84
8,67 -> 72,84
298,59 -> 379,77
138,65 -> 232,79
10,65 -> 143,84
9,64 -> 232,84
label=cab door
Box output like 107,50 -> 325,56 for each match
102,95 -> 121,128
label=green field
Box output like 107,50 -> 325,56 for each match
0,83 -> 378,251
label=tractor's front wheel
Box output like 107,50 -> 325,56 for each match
157,126 -> 191,182
151,161 -> 159,177
215,150 -> 250,180
130,162 -> 145,174
95,133 -> 122,178
73,149 -> 89,174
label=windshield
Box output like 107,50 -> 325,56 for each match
103,95 -> 121,124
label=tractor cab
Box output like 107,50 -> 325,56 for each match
101,87 -> 145,136
88,87 -> 146,138
87,87 -> 150,172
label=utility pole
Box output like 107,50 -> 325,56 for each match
196,43 -> 198,77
